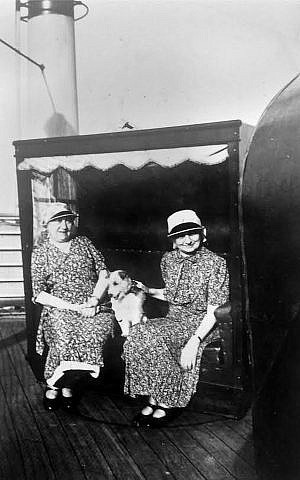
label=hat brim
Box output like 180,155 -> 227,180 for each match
47,211 -> 78,224
168,226 -> 204,238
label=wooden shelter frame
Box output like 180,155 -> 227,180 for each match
14,119 -> 252,417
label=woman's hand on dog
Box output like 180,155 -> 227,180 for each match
134,281 -> 149,294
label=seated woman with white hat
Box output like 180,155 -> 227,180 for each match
31,202 -> 114,412
123,209 -> 229,427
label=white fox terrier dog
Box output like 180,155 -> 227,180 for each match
107,270 -> 147,337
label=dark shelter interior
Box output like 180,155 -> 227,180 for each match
14,120 -> 253,418
76,160 -> 230,275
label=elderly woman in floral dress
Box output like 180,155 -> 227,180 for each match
123,209 -> 229,427
31,203 -> 113,411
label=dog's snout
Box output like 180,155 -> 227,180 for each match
108,281 -> 118,298
118,270 -> 128,280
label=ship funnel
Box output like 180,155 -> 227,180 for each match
18,0 -> 88,235
20,0 -> 88,138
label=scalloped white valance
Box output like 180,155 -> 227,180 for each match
18,145 -> 228,173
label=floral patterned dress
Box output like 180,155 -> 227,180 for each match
123,246 -> 229,408
31,236 -> 114,384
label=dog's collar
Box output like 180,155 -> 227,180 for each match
130,282 -> 142,295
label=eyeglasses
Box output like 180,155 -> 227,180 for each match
175,233 -> 200,243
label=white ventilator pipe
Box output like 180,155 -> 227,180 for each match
23,0 -> 79,138
19,0 -> 88,241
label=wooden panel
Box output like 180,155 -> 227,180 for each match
14,120 -> 242,159
0,282 -> 24,296
0,265 -> 24,280
0,250 -> 23,264
0,234 -> 22,249
0,225 -> 21,234
16,169 -> 35,359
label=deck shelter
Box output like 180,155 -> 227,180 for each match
14,119 -> 254,419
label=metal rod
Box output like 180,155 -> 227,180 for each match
41,70 -> 57,113
0,37 -> 44,71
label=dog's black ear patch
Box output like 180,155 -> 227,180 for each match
118,270 -> 128,280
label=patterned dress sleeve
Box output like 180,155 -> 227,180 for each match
160,252 -> 173,301
207,255 -> 229,306
160,253 -> 168,284
31,245 -> 49,300
83,237 -> 109,276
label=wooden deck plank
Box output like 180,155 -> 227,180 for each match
0,370 -> 87,480
30,411 -> 88,480
0,375 -> 56,479
0,324 -> 55,480
26,383 -> 120,479
111,394 -> 256,480
54,407 -> 121,479
0,383 -> 27,480
0,322 -> 34,383
205,420 -> 255,468
109,394 -> 236,480
0,321 -> 88,479
58,422 -> 116,480
67,395 -> 147,480
225,417 -> 254,441
1,320 -> 120,479
6,318 -> 28,354
187,414 -> 257,480
0,326 -> 20,377
110,395 -> 209,480
128,428 -> 207,480
0,321 -> 118,480
164,426 -> 236,480
80,421 -> 146,480
82,391 -> 177,480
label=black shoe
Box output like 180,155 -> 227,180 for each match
132,404 -> 156,427
43,389 -> 60,412
61,394 -> 77,412
148,406 -> 177,428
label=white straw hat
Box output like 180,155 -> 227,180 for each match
43,202 -> 78,225
167,209 -> 204,237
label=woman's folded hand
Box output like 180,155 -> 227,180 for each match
76,304 -> 97,317
85,296 -> 99,307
